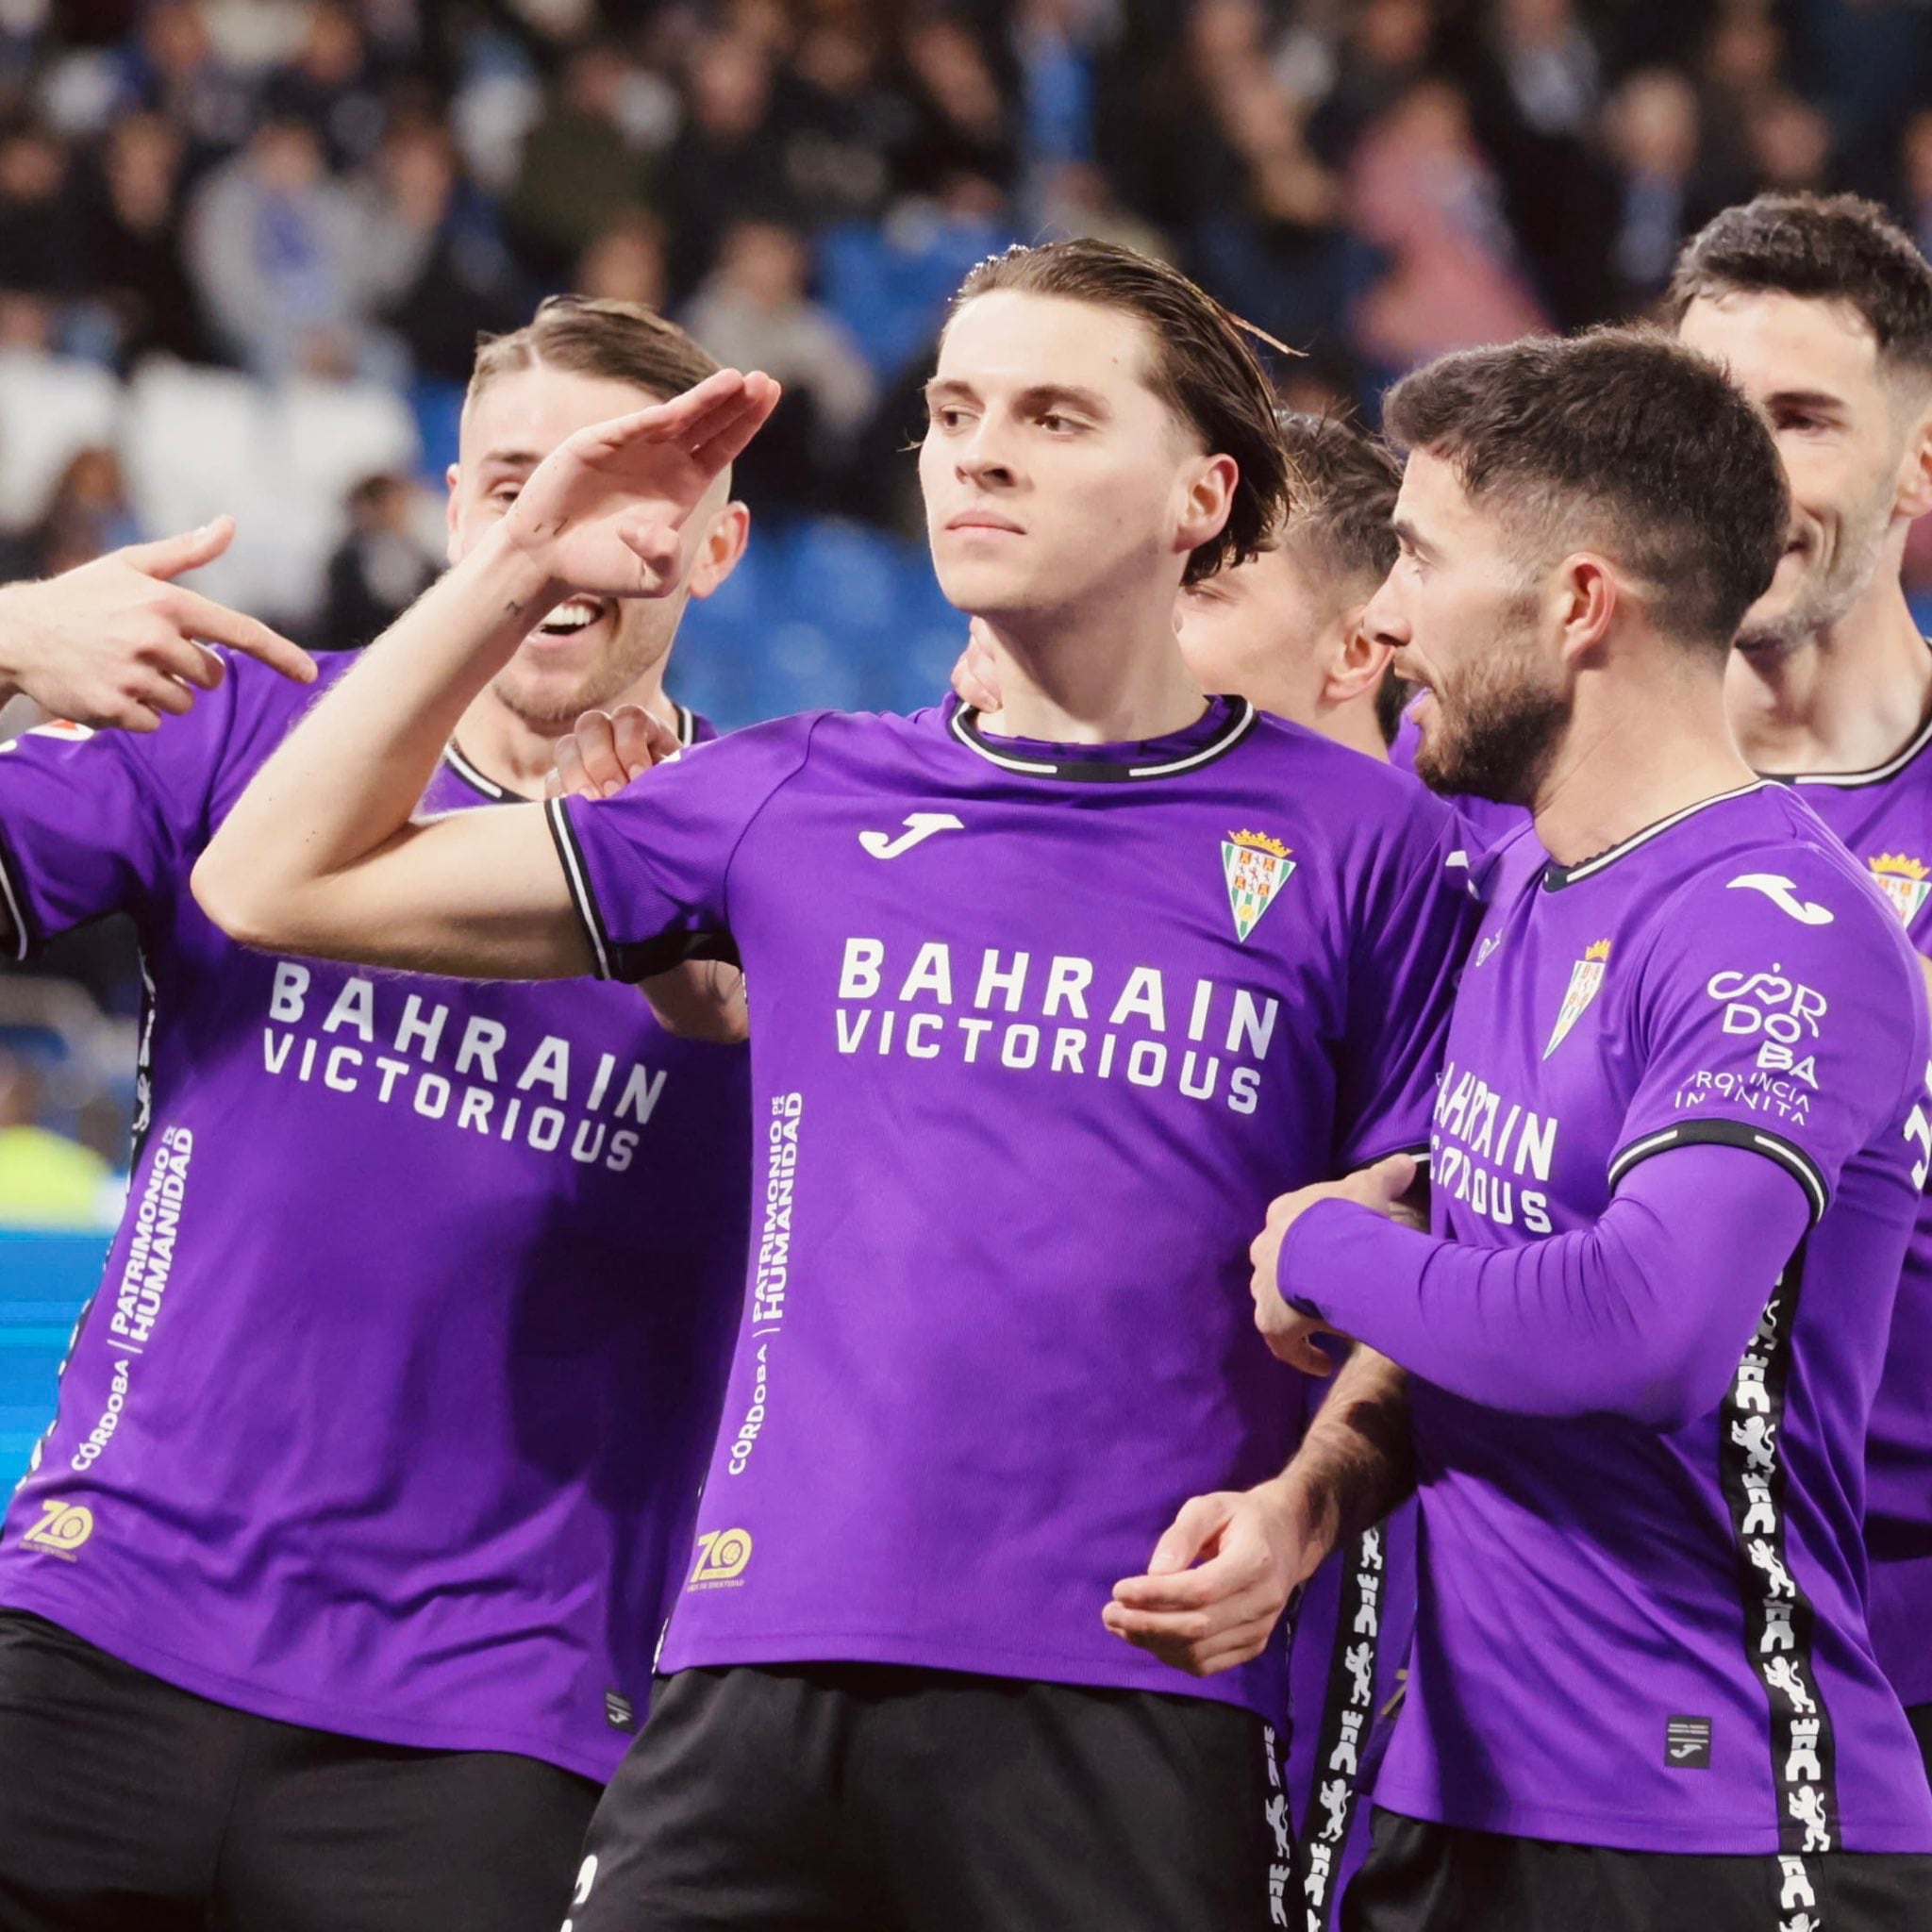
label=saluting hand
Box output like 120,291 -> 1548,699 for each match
502,369 -> 780,601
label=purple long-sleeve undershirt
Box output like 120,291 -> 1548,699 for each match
1277,1143 -> 1813,1430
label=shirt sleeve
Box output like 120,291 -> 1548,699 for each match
1279,1142 -> 1810,1427
1331,806 -> 1479,1172
546,712 -> 820,982
0,686 -> 239,960
1607,847 -> 1926,1224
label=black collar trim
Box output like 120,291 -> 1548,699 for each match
1542,781 -> 1774,890
947,698 -> 1257,782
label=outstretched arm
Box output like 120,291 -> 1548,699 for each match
193,371 -> 778,978
1270,1142 -> 1809,1430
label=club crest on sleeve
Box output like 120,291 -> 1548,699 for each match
1221,830 -> 1294,943
1544,939 -> 1610,1058
1868,853 -> 1932,927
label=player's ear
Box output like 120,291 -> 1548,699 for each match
687,501 -> 752,602
1321,607 -> 1395,709
1554,553 -> 1617,667
1892,395 -> 1932,524
443,465 -> 462,564
1174,453 -> 1239,562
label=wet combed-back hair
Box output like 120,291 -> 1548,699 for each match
1666,192 -> 1932,384
1274,411 -> 1406,743
947,241 -> 1291,586
467,295 -> 721,411
1381,327 -> 1790,655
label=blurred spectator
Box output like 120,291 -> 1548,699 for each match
116,0 -> 254,162
1904,108 -> 1932,268
83,109 -> 211,367
259,2 -> 387,172
1349,80 -> 1548,379
899,18 -> 1018,201
657,35 -> 797,296
185,116 -> 379,380
506,41 -> 671,282
577,208 -> 670,309
0,1048 -> 116,1231
1747,90 -> 1833,196
1603,68 -> 1704,313
318,472 -> 438,653
0,447 -> 140,583
1458,0 -> 1616,327
362,119 -> 524,385
0,123 -> 85,318
783,16 -> 914,223
1036,160 -> 1170,260
683,218 -> 877,515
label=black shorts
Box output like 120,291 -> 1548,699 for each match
567,1662 -> 1288,1932
1342,1808 -> 1932,1932
0,1609 -> 599,1932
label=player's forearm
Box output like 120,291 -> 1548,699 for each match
1280,1144 -> 1808,1428
1268,1346 -> 1413,1590
195,526 -> 556,939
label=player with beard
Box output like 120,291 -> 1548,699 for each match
0,298 -> 753,1932
195,242 -> 1475,1932
1253,329 -> 1932,1927
1668,195 -> 1932,1781
1392,197 -> 1932,1788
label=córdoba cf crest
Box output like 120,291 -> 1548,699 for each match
1870,854 -> 1932,928
1222,830 -> 1295,943
1543,939 -> 1610,1058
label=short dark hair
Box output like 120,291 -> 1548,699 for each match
1383,327 -> 1789,652
1274,411 -> 1400,589
948,241 -> 1291,586
467,295 -> 720,411
1666,192 -> 1932,380
1274,412 -> 1405,744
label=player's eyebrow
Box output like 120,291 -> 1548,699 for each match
1391,516 -> 1433,560
477,447 -> 546,472
924,378 -> 1112,419
1760,389 -> 1847,419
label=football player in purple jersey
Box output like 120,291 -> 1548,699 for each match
941,409 -> 1422,1932
1258,329 -> 1932,1928
199,241 -> 1475,1932
0,299 -> 755,1932
1668,194 -> 1932,1782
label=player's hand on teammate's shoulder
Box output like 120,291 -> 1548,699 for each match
543,704 -> 681,801
498,367 -> 780,602
0,516 -> 314,732
1103,1480 -> 1308,1675
949,618 -> 1002,711
546,705 -> 750,1043
1249,1153 -> 1420,1374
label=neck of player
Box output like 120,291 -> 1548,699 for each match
453,673 -> 681,802
1723,561 -> 1932,777
1532,657 -> 1757,871
969,601 -> 1208,746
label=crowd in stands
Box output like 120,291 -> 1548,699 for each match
11,0 -> 1932,1191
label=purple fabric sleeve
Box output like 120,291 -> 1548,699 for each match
1278,1141 -> 1811,1428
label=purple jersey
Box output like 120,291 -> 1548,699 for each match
551,697 -> 1473,1731
1768,714 -> 1932,1713
1285,1496 -> 1416,1930
0,658 -> 747,1780
1357,784 -> 1932,1854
